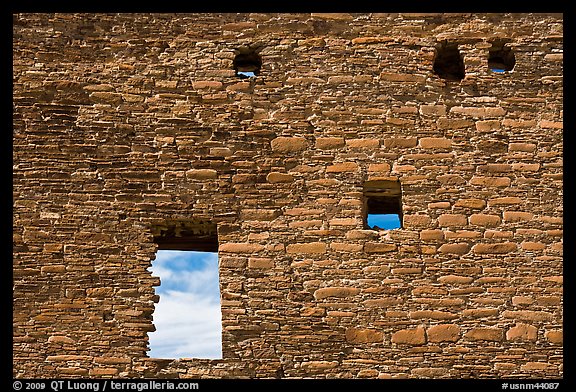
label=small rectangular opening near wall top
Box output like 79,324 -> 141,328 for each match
148,220 -> 222,360
364,180 -> 403,230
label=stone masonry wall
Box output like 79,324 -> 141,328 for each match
13,13 -> 563,379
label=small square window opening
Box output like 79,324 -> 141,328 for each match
364,180 -> 403,230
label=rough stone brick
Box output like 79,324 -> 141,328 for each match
219,243 -> 265,253
455,198 -> 486,209
346,138 -> 380,148
438,243 -> 470,254
420,229 -> 444,241
403,215 -> 432,228
368,163 -> 391,172
271,137 -> 309,153
345,328 -> 384,343
509,142 -> 537,152
315,137 -> 345,149
326,162 -> 359,173
450,106 -> 506,117
248,258 -> 274,269
512,163 -> 540,172
502,310 -> 554,321
419,105 -> 447,116
364,243 -> 397,253
464,328 -> 504,341
410,310 -> 457,320
472,242 -> 517,254
521,241 -> 546,251
48,336 -> 76,344
186,169 -> 217,180
470,176 -> 511,187
503,211 -> 534,222
314,287 -> 360,300
520,362 -> 556,371
384,138 -> 418,148
475,120 -> 501,131
419,137 -> 451,149
287,242 -> 327,254
488,197 -> 523,206
426,324 -> 461,342
545,330 -> 563,344
266,172 -> 294,183
391,327 -> 426,345
438,275 -> 474,284
438,214 -> 467,227
380,72 -> 426,83
506,323 -> 538,341
469,214 -> 501,227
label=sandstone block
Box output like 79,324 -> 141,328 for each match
469,214 -> 501,227
315,137 -> 345,149
475,120 -> 501,131
470,176 -> 511,187
419,137 -> 451,149
450,106 -> 506,117
420,229 -> 444,240
520,362 -> 556,371
326,162 -> 359,173
508,142 -> 536,152
287,242 -> 327,254
271,137 -> 308,153
438,214 -> 467,227
346,138 -> 380,148
403,214 -> 432,228
503,211 -> 534,222
426,324 -> 461,342
464,327 -> 504,341
391,326 -> 426,345
248,258 -> 274,269
419,105 -> 446,116
488,197 -> 522,206
48,336 -> 75,344
266,172 -> 294,183
219,243 -> 265,253
545,330 -> 563,344
345,328 -> 384,343
438,275 -> 473,284
314,287 -> 360,300
410,310 -> 457,320
384,138 -> 418,148
502,310 -> 554,321
472,242 -> 517,254
380,72 -> 425,83
438,243 -> 470,254
186,169 -> 217,180
368,163 -> 391,172
364,242 -> 397,253
506,323 -> 538,341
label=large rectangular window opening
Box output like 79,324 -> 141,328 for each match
148,220 -> 222,359
364,180 -> 403,230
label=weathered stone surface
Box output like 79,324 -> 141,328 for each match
314,287 -> 360,300
286,242 -> 327,254
391,327 -> 426,345
464,328 -> 504,341
13,13 -> 563,380
506,324 -> 538,341
271,137 -> 308,153
472,242 -> 517,254
345,328 -> 384,343
426,324 -> 461,342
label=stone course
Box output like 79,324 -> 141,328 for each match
13,13 -> 562,379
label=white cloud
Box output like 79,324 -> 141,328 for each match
148,250 -> 222,359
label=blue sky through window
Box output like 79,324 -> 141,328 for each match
148,250 -> 222,359
367,213 -> 401,230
